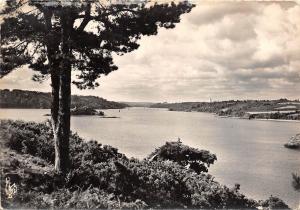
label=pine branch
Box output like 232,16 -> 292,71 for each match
11,40 -> 28,49
77,3 -> 91,32
30,42 -> 43,57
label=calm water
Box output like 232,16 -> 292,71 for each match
0,108 -> 299,208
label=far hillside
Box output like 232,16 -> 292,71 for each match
0,89 -> 129,109
121,102 -> 155,107
150,99 -> 300,120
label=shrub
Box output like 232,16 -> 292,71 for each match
147,139 -> 217,173
260,196 -> 290,209
1,120 -> 55,162
0,120 -> 290,209
0,120 -> 125,166
64,157 -> 258,209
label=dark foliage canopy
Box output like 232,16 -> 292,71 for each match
1,0 -> 194,89
147,140 -> 217,173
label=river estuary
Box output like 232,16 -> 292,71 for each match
0,107 -> 299,208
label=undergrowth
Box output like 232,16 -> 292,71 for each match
0,120 -> 290,209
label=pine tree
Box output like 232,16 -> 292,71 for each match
0,0 -> 194,174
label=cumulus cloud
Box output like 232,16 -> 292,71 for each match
1,1 -> 300,101
187,2 -> 259,26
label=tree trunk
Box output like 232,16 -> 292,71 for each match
54,69 -> 71,174
54,10 -> 73,174
43,10 -> 63,171
44,9 -> 60,132
51,73 -> 60,130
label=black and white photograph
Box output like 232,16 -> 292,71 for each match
0,0 -> 300,209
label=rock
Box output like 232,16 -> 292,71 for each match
284,134 -> 300,149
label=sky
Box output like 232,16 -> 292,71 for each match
1,1 -> 300,102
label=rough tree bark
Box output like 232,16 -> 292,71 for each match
44,8 -> 73,174
51,72 -> 60,131
53,10 -> 73,174
43,10 -> 66,173
44,10 -> 60,132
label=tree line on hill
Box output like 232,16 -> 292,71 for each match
150,99 -> 300,120
0,89 -> 128,109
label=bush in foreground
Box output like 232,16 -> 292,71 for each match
147,139 -> 217,173
0,120 -> 290,209
259,196 -> 290,209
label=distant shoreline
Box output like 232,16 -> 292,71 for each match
216,115 -> 300,123
186,110 -> 300,123
150,100 -> 300,121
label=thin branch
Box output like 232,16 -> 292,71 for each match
20,41 -> 30,55
31,42 -> 43,57
11,40 -> 27,49
76,2 -> 138,20
77,3 -> 91,32
95,1 -> 106,10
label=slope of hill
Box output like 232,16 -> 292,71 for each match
121,102 -> 155,107
0,89 -> 129,109
150,99 -> 300,120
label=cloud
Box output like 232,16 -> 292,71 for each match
187,2 -> 259,26
1,2 -> 300,102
